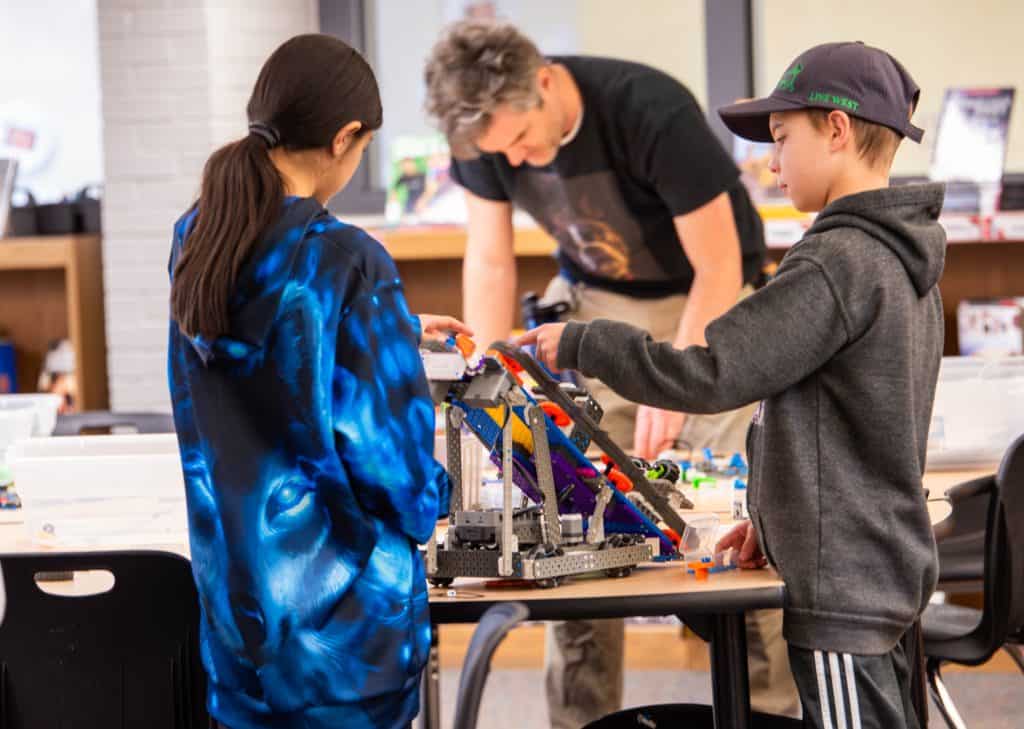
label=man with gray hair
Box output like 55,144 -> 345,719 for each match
424,20 -> 799,728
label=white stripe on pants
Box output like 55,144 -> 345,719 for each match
814,651 -> 863,729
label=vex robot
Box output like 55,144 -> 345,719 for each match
422,337 -> 697,588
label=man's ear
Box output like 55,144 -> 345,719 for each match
536,64 -> 553,94
332,121 -> 364,157
828,110 -> 853,152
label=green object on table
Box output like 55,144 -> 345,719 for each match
0,462 -> 12,488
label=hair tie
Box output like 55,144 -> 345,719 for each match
248,121 -> 281,148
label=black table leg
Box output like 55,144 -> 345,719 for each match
419,623 -> 441,729
709,611 -> 751,729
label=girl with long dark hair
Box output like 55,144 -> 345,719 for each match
168,34 -> 465,729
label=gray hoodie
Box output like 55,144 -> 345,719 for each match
558,183 -> 946,654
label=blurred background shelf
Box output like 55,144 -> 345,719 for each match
373,224 -> 1024,355
0,235 -> 108,410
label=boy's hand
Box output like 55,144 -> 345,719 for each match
716,520 -> 767,570
515,324 -> 568,372
418,314 -> 473,342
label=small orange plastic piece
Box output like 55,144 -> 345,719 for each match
540,401 -> 570,427
608,468 -> 633,493
491,352 -> 524,384
492,352 -> 522,372
454,334 -> 476,358
687,561 -> 711,581
600,454 -> 614,465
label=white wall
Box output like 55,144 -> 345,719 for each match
754,0 -> 1024,176
0,0 -> 104,202
97,0 -> 316,412
579,0 -> 707,108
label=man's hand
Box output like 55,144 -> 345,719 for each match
715,520 -> 767,570
418,314 -> 474,342
633,406 -> 687,460
515,323 -> 568,371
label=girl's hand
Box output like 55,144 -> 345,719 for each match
418,314 -> 473,342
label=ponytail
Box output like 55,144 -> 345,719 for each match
170,133 -> 284,340
170,33 -> 382,341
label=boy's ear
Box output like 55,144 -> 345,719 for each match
332,121 -> 364,157
827,110 -> 853,153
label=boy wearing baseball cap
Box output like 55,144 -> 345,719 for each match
520,41 -> 945,728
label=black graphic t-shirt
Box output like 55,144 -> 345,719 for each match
451,56 -> 766,298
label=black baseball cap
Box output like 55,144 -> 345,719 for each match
719,41 -> 924,144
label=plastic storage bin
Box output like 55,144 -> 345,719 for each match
6,433 -> 187,547
927,356 -> 1024,469
0,393 -> 62,436
0,402 -> 36,466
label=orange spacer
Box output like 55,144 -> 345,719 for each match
454,334 -> 476,359
497,353 -> 523,373
540,401 -> 570,427
491,352 -> 524,384
608,468 -> 633,493
686,561 -> 711,581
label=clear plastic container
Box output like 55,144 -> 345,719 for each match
679,512 -> 721,560
732,480 -> 749,520
927,356 -> 1024,469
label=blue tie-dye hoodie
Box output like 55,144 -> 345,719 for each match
167,196 -> 449,729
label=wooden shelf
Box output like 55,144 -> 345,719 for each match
768,239 -> 1024,355
0,235 -> 109,410
0,236 -> 88,271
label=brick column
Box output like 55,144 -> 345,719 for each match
96,0 -> 316,411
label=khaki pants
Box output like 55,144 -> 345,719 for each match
541,278 -> 801,728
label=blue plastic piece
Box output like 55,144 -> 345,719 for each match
728,453 -> 747,471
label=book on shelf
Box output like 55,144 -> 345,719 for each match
931,87 -> 1016,214
385,135 -> 467,226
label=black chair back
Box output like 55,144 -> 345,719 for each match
936,475 -> 989,584
0,551 -> 208,729
54,411 -> 175,436
452,602 -> 529,729
994,433 -> 1024,641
